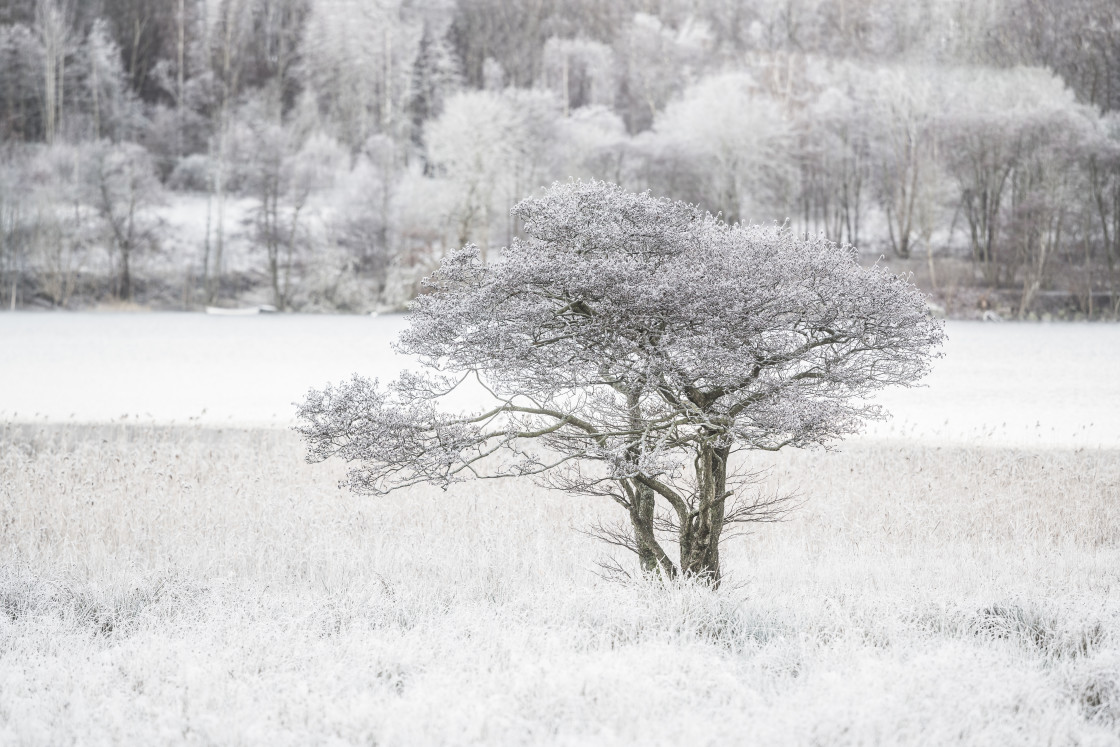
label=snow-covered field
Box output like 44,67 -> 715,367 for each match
0,311 -> 410,426
2,425 -> 1118,745
0,313 -> 1117,446
1,314 -> 1119,745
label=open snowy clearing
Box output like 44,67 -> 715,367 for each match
1,315 -> 1118,744
0,313 -> 1117,447
1,424 -> 1118,745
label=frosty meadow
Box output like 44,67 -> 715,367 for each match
2,426 -> 1118,744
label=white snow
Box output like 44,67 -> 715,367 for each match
0,313 -> 1117,447
0,311 -> 410,426
866,321 -> 1120,447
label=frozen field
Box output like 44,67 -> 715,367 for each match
2,314 -> 1120,745
1,425 -> 1118,745
0,312 -> 1117,446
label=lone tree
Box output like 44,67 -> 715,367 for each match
297,181 -> 944,585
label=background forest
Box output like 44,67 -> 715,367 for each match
0,0 -> 1118,318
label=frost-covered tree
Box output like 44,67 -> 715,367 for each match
555,105 -> 629,183
88,141 -> 162,301
0,146 -> 31,308
1086,112 -> 1120,314
299,0 -> 420,150
33,0 -> 76,144
297,181 -> 944,586
241,100 -> 345,310
81,19 -> 134,142
616,12 -> 713,134
425,88 -> 561,258
868,66 -> 943,260
794,61 -> 874,247
652,71 -> 794,225
0,23 -> 45,140
407,21 -> 460,151
26,142 -> 98,307
540,36 -> 616,116
938,67 -> 1100,291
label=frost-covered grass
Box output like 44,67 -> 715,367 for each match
2,423 -> 1119,745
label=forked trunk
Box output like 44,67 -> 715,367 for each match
623,443 -> 728,586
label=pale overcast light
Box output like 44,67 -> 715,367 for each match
2,1 -> 1118,744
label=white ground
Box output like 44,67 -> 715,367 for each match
0,313 -> 1117,447
1,428 -> 1117,745
2,316 -> 1119,744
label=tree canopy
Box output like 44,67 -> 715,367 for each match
298,180 -> 942,584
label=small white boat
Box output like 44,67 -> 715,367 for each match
205,305 -> 278,316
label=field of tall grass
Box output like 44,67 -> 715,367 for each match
2,422 -> 1118,745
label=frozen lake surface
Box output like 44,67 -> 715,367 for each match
1,312 -> 1117,448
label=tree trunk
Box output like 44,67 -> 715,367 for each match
176,0 -> 185,158
121,245 -> 131,301
267,191 -> 281,309
627,482 -> 675,578
623,387 -> 677,579
681,443 -> 728,586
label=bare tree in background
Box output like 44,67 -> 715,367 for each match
89,141 -> 161,301
871,67 -> 940,260
31,143 -> 94,308
796,61 -> 873,247
297,181 -> 944,586
653,72 -> 793,226
243,108 -> 343,310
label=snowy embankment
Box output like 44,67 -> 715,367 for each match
0,313 -> 1116,448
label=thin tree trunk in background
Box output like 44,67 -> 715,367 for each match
383,27 -> 392,131
1113,183 -> 1120,315
210,136 -> 226,304
177,0 -> 185,158
42,6 -> 56,144
281,202 -> 302,310
56,36 -> 64,140
1083,215 -> 1093,317
562,53 -> 569,117
202,180 -> 212,306
122,168 -> 136,301
91,37 -> 101,139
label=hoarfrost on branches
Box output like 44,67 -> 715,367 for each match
297,180 -> 944,584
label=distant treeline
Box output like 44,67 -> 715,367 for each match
1,0 -> 1118,317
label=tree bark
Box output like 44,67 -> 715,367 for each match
681,443 -> 728,586
626,482 -> 676,578
622,387 -> 676,579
